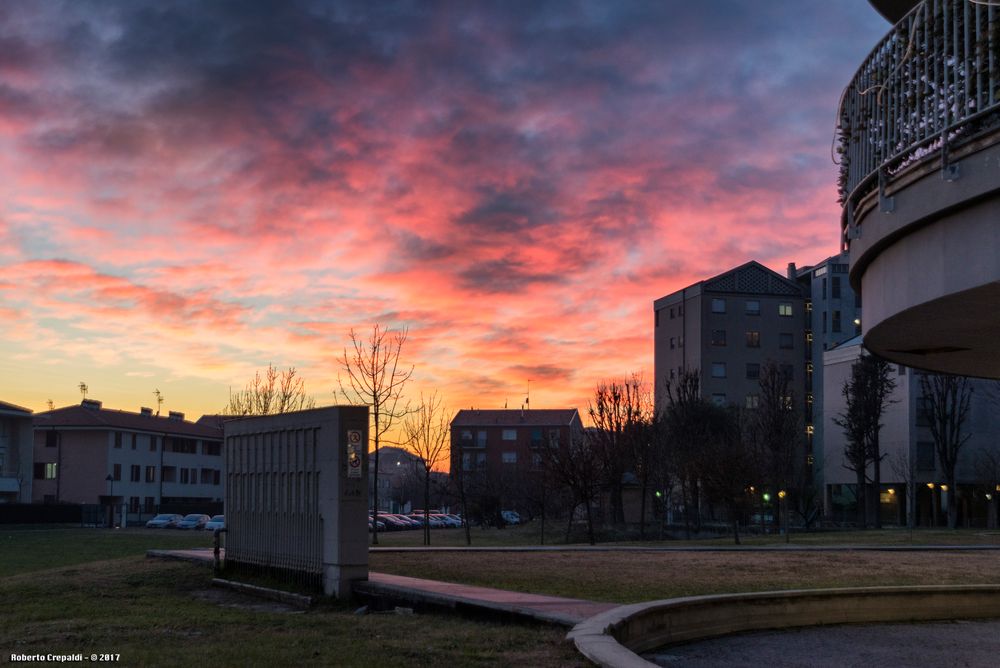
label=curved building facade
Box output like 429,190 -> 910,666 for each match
839,0 -> 1000,378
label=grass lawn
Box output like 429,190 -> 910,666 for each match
370,549 -> 1000,605
0,527 -> 580,667
374,523 -> 1000,548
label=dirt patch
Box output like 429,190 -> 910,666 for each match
191,587 -> 306,614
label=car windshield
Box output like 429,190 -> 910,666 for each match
210,516 -> 224,522
183,514 -> 202,520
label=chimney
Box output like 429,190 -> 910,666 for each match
81,399 -> 102,410
168,411 -> 184,421
787,262 -> 797,280
140,407 -> 153,417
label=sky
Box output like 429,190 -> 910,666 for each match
0,1 -> 888,421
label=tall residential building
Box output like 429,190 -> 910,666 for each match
837,0 -> 1000,378
790,251 -> 863,495
653,261 -> 807,420
32,399 -> 224,514
0,400 -> 33,503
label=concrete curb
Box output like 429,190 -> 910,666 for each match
568,585 -> 1000,667
371,544 -> 1000,553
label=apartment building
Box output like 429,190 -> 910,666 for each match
0,400 -> 33,503
32,399 -> 224,514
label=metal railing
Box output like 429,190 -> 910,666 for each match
838,0 -> 1000,230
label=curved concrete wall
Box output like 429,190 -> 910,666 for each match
850,133 -> 1000,378
569,585 -> 1000,667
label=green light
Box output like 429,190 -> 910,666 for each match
655,490 -> 663,498
762,492 -> 771,502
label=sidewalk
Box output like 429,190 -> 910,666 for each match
147,547 -> 615,626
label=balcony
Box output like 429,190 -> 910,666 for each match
838,0 -> 1000,378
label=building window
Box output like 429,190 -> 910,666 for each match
779,333 -> 794,349
745,394 -> 760,409
46,431 -> 58,448
530,429 -> 543,447
832,276 -> 841,299
711,363 -> 726,378
549,429 -> 560,446
669,308 -> 675,319
130,465 -> 141,482
150,437 -> 157,452
131,434 -> 137,450
144,497 -> 156,513
832,310 -> 842,333
778,303 -> 793,317
917,442 -> 935,471
746,363 -> 760,380
114,432 -> 122,449
711,394 -> 726,406
129,496 -> 140,513
213,470 -> 221,485
502,429 -> 517,441
822,311 -> 828,333
821,277 -> 827,299
45,463 -> 57,479
180,468 -> 189,484
203,441 -> 221,456
34,463 -> 57,480
711,329 -> 727,346
502,452 -> 517,464
745,300 -> 760,315
113,464 -> 121,481
145,466 -> 156,483
711,298 -> 726,314
745,331 -> 760,348
162,466 -> 176,482
898,364 -> 907,376
669,337 -> 676,350
460,430 -> 473,444
476,430 -> 487,448
190,468 -> 198,484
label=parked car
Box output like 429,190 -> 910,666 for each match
145,513 -> 182,529
175,513 -> 211,530
204,515 -> 225,531
433,514 -> 461,528
501,510 -> 521,526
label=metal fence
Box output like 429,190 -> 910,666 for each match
838,0 -> 1000,226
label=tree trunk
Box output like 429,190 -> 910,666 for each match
371,416 -> 380,546
947,477 -> 958,529
566,505 -> 576,543
732,514 -> 741,546
872,453 -> 882,529
585,501 -> 595,545
423,468 -> 431,546
459,467 -> 471,546
855,471 -> 866,529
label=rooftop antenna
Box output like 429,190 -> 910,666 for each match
525,379 -> 530,410
79,382 -> 88,400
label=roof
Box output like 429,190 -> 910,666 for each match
451,409 -> 581,428
34,401 -> 222,439
701,261 -> 802,297
0,400 -> 32,416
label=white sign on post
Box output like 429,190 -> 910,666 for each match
346,429 -> 363,479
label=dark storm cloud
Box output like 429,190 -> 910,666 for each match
459,256 -> 562,293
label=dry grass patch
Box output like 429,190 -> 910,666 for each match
370,550 -> 1000,604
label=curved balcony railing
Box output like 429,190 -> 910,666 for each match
838,0 -> 1000,232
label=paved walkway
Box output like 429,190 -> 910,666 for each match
146,547 -> 616,626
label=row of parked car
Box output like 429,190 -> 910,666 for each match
369,510 -> 463,532
145,513 -> 225,530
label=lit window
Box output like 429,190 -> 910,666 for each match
778,303 -> 793,317
45,463 -> 57,479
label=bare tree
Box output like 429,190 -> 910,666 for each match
537,427 -> 601,544
661,370 -> 708,538
889,451 -> 917,530
699,406 -> 758,545
338,325 -> 413,545
832,352 -> 896,528
974,449 -> 1000,529
751,362 -> 801,540
225,364 -> 316,416
588,374 -> 652,530
920,373 -> 973,529
403,392 -> 450,546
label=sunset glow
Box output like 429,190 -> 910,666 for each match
0,1 -> 886,419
